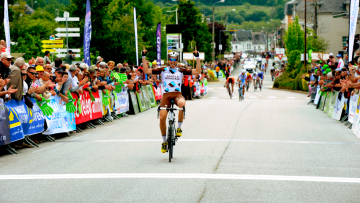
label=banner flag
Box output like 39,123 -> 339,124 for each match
114,89 -> 129,114
43,95 -> 76,135
4,0 -> 11,53
134,7 -> 139,66
349,94 -> 359,123
156,22 -> 161,66
83,0 -> 92,66
25,98 -> 45,135
348,0 -> 359,62
72,90 -> 103,125
0,104 -> 11,146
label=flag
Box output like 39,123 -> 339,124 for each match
349,0 -> 359,62
83,0 -> 92,66
156,22 -> 161,66
134,7 -> 139,66
4,0 -> 11,53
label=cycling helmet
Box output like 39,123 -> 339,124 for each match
168,51 -> 179,58
252,72 -> 257,75
242,69 -> 246,73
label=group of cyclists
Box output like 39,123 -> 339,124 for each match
225,69 -> 265,99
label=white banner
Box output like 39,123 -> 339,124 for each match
4,0 -> 11,53
314,87 -> 321,105
349,94 -> 359,123
332,93 -> 345,120
134,7 -> 139,66
348,0 -> 359,62
114,90 -> 129,114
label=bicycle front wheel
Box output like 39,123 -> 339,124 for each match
168,122 -> 174,162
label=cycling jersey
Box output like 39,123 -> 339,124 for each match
152,67 -> 192,93
252,74 -> 258,80
226,77 -> 235,84
238,73 -> 247,84
246,74 -> 252,80
257,72 -> 264,80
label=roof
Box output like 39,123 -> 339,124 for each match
284,0 -> 297,16
252,32 -> 266,45
232,30 -> 253,42
295,0 -> 347,14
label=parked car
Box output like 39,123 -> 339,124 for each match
242,60 -> 256,73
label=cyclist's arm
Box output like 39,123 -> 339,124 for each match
192,57 -> 201,75
142,54 -> 152,75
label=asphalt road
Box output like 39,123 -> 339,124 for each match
1,64 -> 360,202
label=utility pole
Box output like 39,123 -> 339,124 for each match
304,0 -> 307,68
212,6 -> 215,61
314,0 -> 318,36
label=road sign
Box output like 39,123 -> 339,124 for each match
55,17 -> 80,22
56,54 -> 80,58
277,54 -> 283,60
41,44 -> 63,48
55,28 -> 80,32
41,49 -> 57,53
56,49 -> 81,53
56,33 -> 80,37
219,45 -> 223,51
41,40 -> 63,44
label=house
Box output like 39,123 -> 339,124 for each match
230,29 -> 253,53
252,32 -> 267,52
285,0 -> 360,55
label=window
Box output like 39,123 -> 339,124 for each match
258,46 -> 260,50
235,45 -> 238,50
343,36 -> 348,48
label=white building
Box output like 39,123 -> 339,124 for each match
230,30 -> 253,53
252,32 -> 267,52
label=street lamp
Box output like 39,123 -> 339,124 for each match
31,0 -> 37,9
166,8 -> 178,24
212,0 -> 225,61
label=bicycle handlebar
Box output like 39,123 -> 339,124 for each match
159,107 -> 184,111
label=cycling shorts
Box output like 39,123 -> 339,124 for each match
160,92 -> 184,108
258,74 -> 263,80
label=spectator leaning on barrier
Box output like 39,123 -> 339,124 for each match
34,65 -> 45,87
0,52 -> 13,80
6,57 -> 25,101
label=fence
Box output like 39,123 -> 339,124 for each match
0,80 -> 209,154
312,88 -> 360,139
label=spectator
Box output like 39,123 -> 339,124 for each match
44,51 -> 51,65
107,61 -> 115,71
117,63 -> 123,70
34,65 -> 45,87
44,64 -> 52,74
35,57 -> 44,67
65,50 -> 75,65
99,62 -> 107,69
0,52 -> 13,80
336,54 -> 344,70
6,57 -> 25,101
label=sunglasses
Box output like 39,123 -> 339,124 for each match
29,72 -> 38,76
45,68 -> 52,70
169,58 -> 177,62
5,58 -> 12,61
21,73 -> 27,76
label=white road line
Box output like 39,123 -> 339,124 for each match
287,97 -> 295,99
232,97 -> 238,98
210,97 -> 218,99
268,96 -> 276,99
249,96 -> 257,99
58,139 -> 360,145
254,92 -> 262,97
0,173 -> 359,183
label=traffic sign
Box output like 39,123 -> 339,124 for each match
41,49 -> 57,53
41,40 -> 63,44
56,49 -> 81,53
55,28 -> 80,32
41,44 -> 63,48
55,17 -> 80,22
219,45 -> 223,51
277,54 -> 283,60
56,54 -> 80,58
56,33 -> 80,37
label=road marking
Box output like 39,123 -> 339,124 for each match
57,139 -> 360,145
254,92 -> 262,97
210,97 -> 218,99
0,173 -> 359,183
287,97 -> 295,99
249,96 -> 257,99
268,96 -> 276,99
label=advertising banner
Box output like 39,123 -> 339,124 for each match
43,95 -> 76,135
314,87 -> 321,105
72,90 -> 103,125
348,0 -> 360,62
156,22 -> 161,66
319,95 -> 326,111
5,100 -> 25,142
332,92 -> 345,120
327,92 -> 337,117
114,90 -> 129,114
129,91 -> 139,114
137,90 -> 146,112
25,98 -> 45,135
200,82 -> 205,94
349,94 -> 359,123
4,0 -> 11,53
134,7 -> 139,66
83,0 -> 92,66
0,104 -> 11,146
153,86 -> 162,101
141,86 -> 151,110
147,85 -> 157,107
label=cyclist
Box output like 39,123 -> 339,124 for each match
257,70 -> 264,87
142,46 -> 201,153
237,69 -> 247,99
246,72 -> 252,90
261,63 -> 265,73
252,71 -> 258,89
270,65 -> 276,80
224,76 -> 235,97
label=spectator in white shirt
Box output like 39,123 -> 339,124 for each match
336,54 -> 344,71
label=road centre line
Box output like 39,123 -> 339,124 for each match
56,139 -> 360,145
0,173 -> 359,183
249,96 -> 257,98
287,97 -> 295,99
210,97 -> 218,99
268,96 -> 276,99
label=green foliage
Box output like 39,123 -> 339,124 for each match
284,16 -> 304,56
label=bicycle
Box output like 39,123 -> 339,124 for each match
238,82 -> 244,101
157,100 -> 185,162
226,85 -> 232,99
246,80 -> 250,92
254,80 -> 258,92
259,79 -> 262,91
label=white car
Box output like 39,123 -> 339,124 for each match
242,60 -> 256,73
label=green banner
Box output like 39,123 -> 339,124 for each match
129,91 -> 139,114
141,86 -> 151,110
328,92 -> 337,117
217,70 -> 226,78
136,90 -> 146,112
319,95 -> 326,111
147,85 -> 157,108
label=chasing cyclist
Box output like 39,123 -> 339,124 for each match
257,70 -> 264,88
142,46 -> 201,153
252,71 -> 258,90
237,69 -> 247,99
270,63 -> 277,81
224,76 -> 235,97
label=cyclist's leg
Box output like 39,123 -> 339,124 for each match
159,94 -> 171,153
242,82 -> 246,95
175,94 -> 185,137
231,82 -> 234,94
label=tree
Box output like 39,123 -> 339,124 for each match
283,16 -> 304,57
